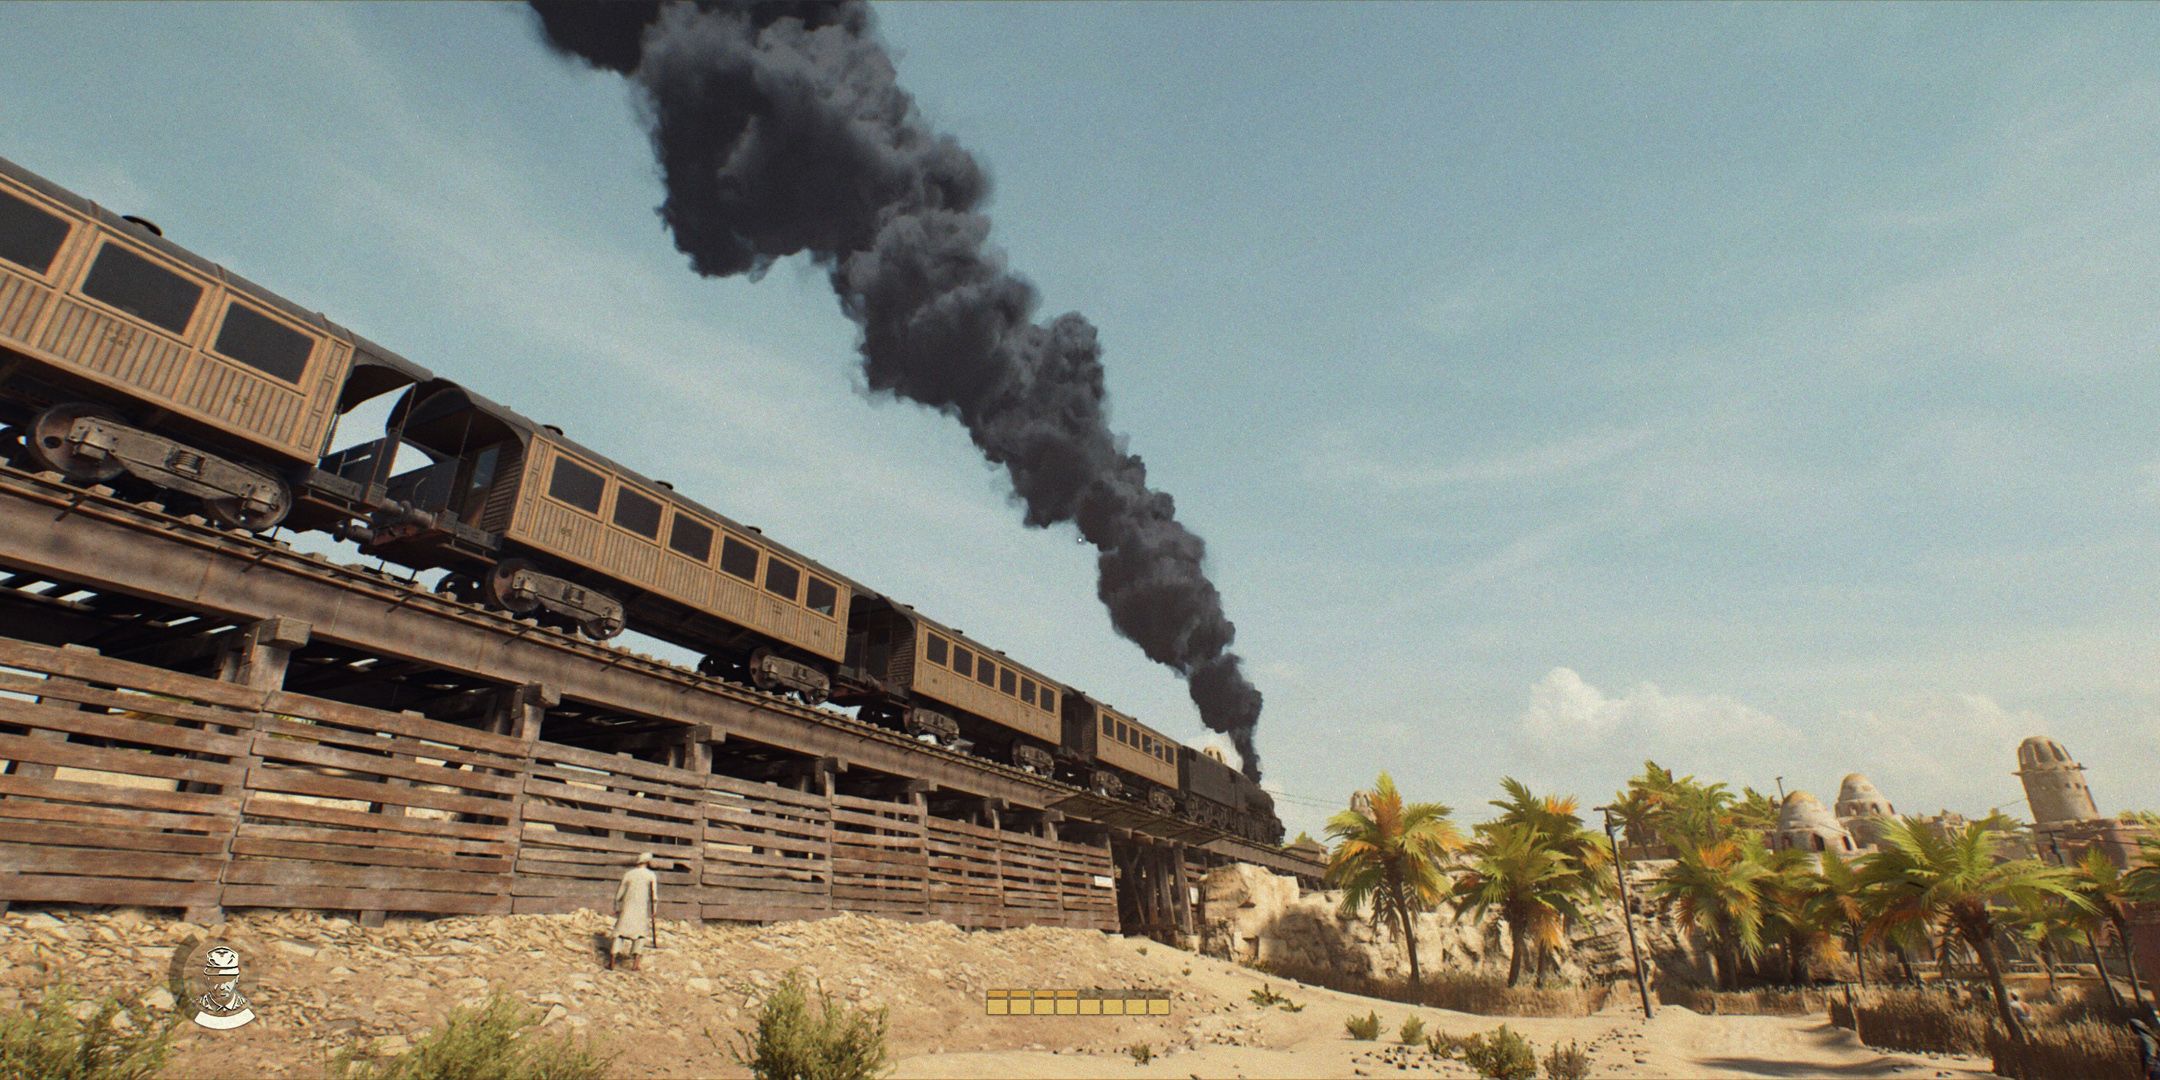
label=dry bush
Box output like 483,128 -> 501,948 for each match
1398,1015 -> 1426,1045
729,971 -> 890,1080
1458,1024 -> 1538,1080
330,993 -> 612,1080
1344,1010 -> 1382,1040
1656,984 -> 1835,1016
1540,1039 -> 1590,1080
1258,961 -> 1609,1018
0,982 -> 178,1080
1987,1020 -> 2141,1080
1841,988 -> 1993,1057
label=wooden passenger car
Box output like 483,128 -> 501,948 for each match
510,429 -> 854,663
0,156 -> 352,466
1061,692 -> 1180,794
347,380 -> 853,668
841,597 -> 1063,752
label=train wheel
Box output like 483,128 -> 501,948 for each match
26,403 -> 125,483
205,477 -> 292,532
579,613 -> 625,640
484,559 -> 539,614
436,573 -> 480,602
747,647 -> 778,693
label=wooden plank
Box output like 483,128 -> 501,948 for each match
251,736 -> 523,795
263,690 -> 529,756
0,842 -> 218,880
237,822 -> 512,858
0,821 -> 226,854
245,766 -> 511,818
0,673 -> 260,734
704,807 -> 828,836
0,697 -> 252,755
223,857 -> 506,894
526,763 -> 707,803
522,801 -> 701,840
830,793 -> 923,814
831,847 -> 929,871
242,793 -> 513,842
0,772 -> 236,814
0,797 -> 230,834
518,824 -> 697,858
257,715 -> 519,771
705,773 -> 829,808
230,836 -> 510,874
702,874 -> 827,896
0,732 -> 244,785
222,882 -> 508,915
701,846 -> 824,871
524,778 -> 704,819
0,873 -> 220,907
528,742 -> 703,787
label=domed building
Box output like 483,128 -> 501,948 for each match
1834,773 -> 1896,849
2016,737 -> 2099,826
1772,791 -> 1857,860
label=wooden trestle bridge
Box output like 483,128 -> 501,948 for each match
0,463 -> 1321,937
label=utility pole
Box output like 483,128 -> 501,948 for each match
1596,804 -> 1654,1020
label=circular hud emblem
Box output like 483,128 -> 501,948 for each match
187,943 -> 257,1030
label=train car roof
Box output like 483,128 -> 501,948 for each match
0,155 -> 436,390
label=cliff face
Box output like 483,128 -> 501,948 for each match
1197,863 -> 1712,987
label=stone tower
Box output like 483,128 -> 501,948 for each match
1834,773 -> 1896,849
1773,791 -> 1856,860
2016,736 -> 2099,825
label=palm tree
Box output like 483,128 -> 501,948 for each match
1450,820 -> 1591,987
1485,779 -> 1614,986
2007,892 -> 2085,1000
1860,817 -> 2087,1042
2068,845 -> 2148,1008
1652,836 -> 1773,990
1808,848 -> 1875,989
1759,844 -> 1833,984
1325,772 -> 1462,986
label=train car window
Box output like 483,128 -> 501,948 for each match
611,487 -> 662,538
763,558 -> 801,601
1100,713 -> 1113,736
212,301 -> 313,383
1115,720 -> 1129,744
1020,678 -> 1036,706
975,659 -> 996,687
668,515 -> 713,562
80,243 -> 202,335
0,190 -> 71,275
547,456 -> 606,514
999,668 -> 1016,695
1040,688 -> 1055,714
805,577 -> 837,617
925,635 -> 948,665
720,536 -> 759,580
951,647 -> 973,677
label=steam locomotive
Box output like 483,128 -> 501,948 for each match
0,154 -> 1282,845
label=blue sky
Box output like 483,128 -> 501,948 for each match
5,3 -> 2157,837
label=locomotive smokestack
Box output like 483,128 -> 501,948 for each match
529,0 -> 1267,778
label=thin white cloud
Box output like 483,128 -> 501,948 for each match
1522,667 -> 1793,751
1320,425 -> 1655,491
1836,692 -> 2049,818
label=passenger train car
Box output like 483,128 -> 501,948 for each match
0,153 -> 1283,846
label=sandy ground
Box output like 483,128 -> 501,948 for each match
0,906 -> 1997,1079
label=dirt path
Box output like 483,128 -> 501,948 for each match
0,906 -> 1995,1079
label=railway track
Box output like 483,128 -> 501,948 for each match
0,460 -> 1319,876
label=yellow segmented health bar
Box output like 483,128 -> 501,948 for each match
985,989 -> 1172,1016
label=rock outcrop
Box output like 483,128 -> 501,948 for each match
1198,863 -> 1712,987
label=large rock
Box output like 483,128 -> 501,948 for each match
1197,861 -> 1714,987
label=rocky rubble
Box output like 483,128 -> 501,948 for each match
1198,862 -> 1713,987
0,905 -> 1201,1078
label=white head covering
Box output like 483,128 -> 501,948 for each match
635,851 -> 654,866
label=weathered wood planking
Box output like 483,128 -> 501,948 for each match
0,637 -> 1122,929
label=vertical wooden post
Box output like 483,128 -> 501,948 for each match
195,617 -> 309,926
492,683 -> 554,926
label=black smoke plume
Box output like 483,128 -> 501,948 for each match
530,0 -> 1265,779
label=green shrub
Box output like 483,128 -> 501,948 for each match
1126,1042 -> 1153,1065
1249,985 -> 1287,1008
1280,999 -> 1305,1013
1459,1025 -> 1537,1080
1540,1039 -> 1590,1080
1397,1015 -> 1425,1045
1344,1011 -> 1382,1040
730,971 -> 891,1080
0,982 -> 178,1080
329,992 -> 611,1080
1987,1020 -> 2141,1080
1428,1031 -> 1465,1058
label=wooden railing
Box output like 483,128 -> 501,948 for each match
0,638 -> 1117,931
